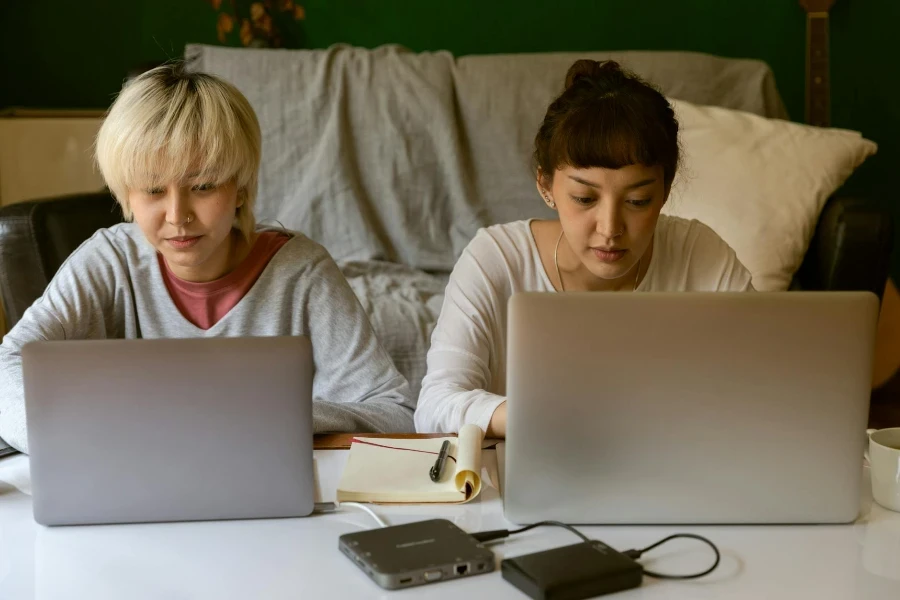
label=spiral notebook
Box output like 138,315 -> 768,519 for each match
336,424 -> 485,504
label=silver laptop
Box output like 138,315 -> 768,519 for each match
504,292 -> 878,525
23,336 -> 315,526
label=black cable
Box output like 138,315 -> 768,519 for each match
508,520 -> 592,543
472,525 -> 720,580
471,520 -> 590,543
623,533 -> 721,580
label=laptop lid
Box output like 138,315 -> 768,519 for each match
504,292 -> 878,525
24,336 -> 315,526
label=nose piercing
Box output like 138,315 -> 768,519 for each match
167,215 -> 194,226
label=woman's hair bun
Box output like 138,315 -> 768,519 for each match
534,58 -> 680,189
564,59 -> 625,90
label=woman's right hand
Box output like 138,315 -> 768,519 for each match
486,401 -> 507,438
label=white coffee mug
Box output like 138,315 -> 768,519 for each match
866,428 -> 900,512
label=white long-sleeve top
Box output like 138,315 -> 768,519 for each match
415,215 -> 753,434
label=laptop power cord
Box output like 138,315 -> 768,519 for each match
472,522 -> 721,599
338,502 -> 389,528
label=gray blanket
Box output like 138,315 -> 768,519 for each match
187,45 -> 484,271
340,261 -> 446,399
186,44 -> 786,270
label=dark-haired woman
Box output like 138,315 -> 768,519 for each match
414,60 -> 753,437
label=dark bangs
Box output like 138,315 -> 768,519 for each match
533,60 -> 680,188
549,100 -> 676,183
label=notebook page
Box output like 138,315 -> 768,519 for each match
336,425 -> 485,504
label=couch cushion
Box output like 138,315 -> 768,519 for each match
664,99 -> 877,291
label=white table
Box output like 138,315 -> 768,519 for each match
1,450 -> 898,599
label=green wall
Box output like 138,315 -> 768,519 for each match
2,0 -> 897,274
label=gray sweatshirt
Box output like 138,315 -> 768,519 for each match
0,224 -> 415,452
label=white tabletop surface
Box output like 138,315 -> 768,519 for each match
1,449 -> 898,600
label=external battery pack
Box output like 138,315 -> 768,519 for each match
501,540 -> 643,600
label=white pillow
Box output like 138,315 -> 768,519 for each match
663,99 -> 877,291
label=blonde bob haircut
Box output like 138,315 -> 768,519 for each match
95,62 -> 261,240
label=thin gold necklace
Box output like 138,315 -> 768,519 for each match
553,229 -> 641,292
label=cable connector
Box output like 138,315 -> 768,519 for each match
471,529 -> 512,543
472,521 -> 591,545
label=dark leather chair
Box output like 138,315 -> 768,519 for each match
0,192 -> 124,328
794,197 -> 895,296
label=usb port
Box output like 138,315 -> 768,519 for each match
399,578 -> 412,585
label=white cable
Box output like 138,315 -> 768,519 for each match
340,502 -> 389,528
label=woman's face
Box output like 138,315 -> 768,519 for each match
128,177 -> 243,282
541,163 -> 668,283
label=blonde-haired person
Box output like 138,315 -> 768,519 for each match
0,63 -> 414,453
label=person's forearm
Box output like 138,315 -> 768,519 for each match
313,398 -> 415,434
0,345 -> 28,453
416,377 -> 507,434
